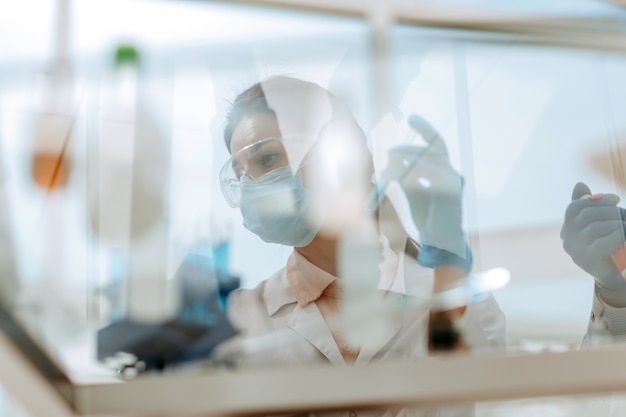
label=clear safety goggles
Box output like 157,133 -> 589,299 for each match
219,136 -> 313,208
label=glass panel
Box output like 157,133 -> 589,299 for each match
0,0 -> 373,384
389,23 -> 626,352
3,1 -> 626,416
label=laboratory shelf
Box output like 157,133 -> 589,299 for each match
71,348 -> 626,416
5,315 -> 626,417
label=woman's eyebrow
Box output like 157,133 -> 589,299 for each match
248,139 -> 273,154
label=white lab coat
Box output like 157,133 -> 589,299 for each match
218,197 -> 506,416
225,254 -> 506,365
219,244 -> 506,417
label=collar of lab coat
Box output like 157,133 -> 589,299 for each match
263,235 -> 406,317
287,250 -> 337,307
263,267 -> 296,316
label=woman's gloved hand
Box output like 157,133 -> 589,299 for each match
378,115 -> 470,269
561,182 -> 626,305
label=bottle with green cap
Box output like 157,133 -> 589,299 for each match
94,42 -> 178,324
114,44 -> 141,68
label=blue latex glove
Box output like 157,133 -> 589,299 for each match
561,182 -> 626,301
418,243 -> 472,272
377,115 -> 470,270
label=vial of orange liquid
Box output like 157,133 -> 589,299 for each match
31,149 -> 70,191
30,74 -> 75,191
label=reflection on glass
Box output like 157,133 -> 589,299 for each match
209,74 -> 505,417
3,1 -> 626,416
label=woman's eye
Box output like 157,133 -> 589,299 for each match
261,153 -> 278,167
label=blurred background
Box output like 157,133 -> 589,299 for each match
2,0 -> 626,415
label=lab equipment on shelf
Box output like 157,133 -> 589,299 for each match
96,252 -> 240,376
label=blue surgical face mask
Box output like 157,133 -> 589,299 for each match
239,165 -> 320,247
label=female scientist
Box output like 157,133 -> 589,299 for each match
216,76 -> 506,416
